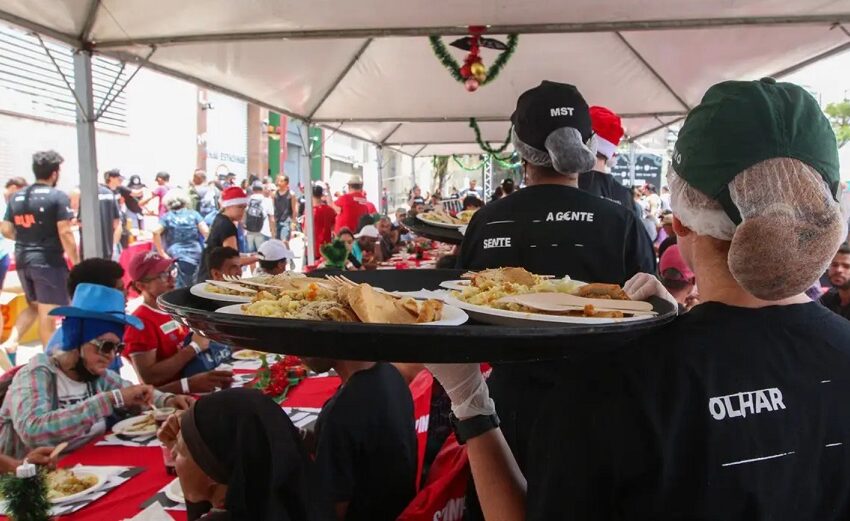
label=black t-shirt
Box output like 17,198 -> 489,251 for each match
79,184 -> 120,259
4,183 -> 74,267
196,212 -> 237,282
274,190 -> 294,224
458,184 -> 656,283
526,302 -> 850,521
819,289 -> 850,320
313,363 -> 416,521
578,170 -> 640,219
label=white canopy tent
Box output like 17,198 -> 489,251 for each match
1,0 -> 850,259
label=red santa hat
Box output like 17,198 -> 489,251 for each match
590,106 -> 624,160
220,186 -> 248,208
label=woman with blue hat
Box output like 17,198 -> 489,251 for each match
0,283 -> 192,458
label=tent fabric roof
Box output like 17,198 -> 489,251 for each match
2,0 -> 850,155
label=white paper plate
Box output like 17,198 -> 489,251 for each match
231,349 -> 265,361
216,302 -> 468,326
112,413 -> 156,437
190,282 -> 253,303
439,279 -> 471,291
164,478 -> 185,504
442,294 -> 655,326
48,467 -> 110,504
415,213 -> 464,230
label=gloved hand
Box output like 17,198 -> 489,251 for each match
426,364 -> 495,420
623,272 -> 678,310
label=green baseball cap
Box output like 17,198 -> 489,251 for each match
671,78 -> 840,224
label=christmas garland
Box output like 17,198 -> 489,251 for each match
469,118 -> 512,155
429,33 -> 518,87
452,154 -> 486,172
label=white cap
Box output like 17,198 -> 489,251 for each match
355,225 -> 380,239
257,239 -> 294,261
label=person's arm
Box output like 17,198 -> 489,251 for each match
198,221 -> 209,239
1,221 -> 14,240
291,195 -> 299,227
466,429 -> 527,521
8,364 -> 116,449
56,220 -> 79,265
151,225 -> 168,258
222,235 -> 238,250
130,349 -> 197,387
112,218 -> 122,248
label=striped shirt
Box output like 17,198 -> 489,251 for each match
0,354 -> 172,458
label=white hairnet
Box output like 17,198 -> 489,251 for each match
670,158 -> 846,300
512,127 -> 597,175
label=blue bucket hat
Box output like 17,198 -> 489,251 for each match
49,283 -> 144,330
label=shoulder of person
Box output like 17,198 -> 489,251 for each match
11,353 -> 57,386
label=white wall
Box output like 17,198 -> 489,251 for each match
0,67 -> 198,191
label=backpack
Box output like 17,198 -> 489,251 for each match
245,197 -> 266,232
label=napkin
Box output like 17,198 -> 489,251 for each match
125,502 -> 173,521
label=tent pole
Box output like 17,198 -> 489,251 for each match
629,142 -> 637,187
73,49 -> 103,260
411,155 -> 416,196
313,112 -> 686,124
615,32 -> 690,111
303,125 -> 316,267
377,146 -> 384,213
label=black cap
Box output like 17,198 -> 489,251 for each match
128,175 -> 145,188
510,81 -> 592,150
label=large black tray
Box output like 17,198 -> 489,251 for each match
402,217 -> 464,245
158,270 -> 677,363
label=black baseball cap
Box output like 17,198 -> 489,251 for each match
511,81 -> 592,150
104,169 -> 123,181
128,175 -> 145,188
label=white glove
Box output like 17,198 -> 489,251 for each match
426,363 -> 495,420
623,272 -> 678,310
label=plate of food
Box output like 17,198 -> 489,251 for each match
444,267 -> 654,326
112,412 -> 157,437
191,274 -> 330,303
46,467 -> 107,504
216,278 -> 467,326
416,211 -> 464,229
164,478 -> 184,504
231,349 -> 267,361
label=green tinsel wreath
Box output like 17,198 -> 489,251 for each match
429,34 -> 518,86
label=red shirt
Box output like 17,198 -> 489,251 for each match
334,191 -> 369,233
124,303 -> 189,361
313,203 -> 338,258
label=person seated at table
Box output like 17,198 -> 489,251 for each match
44,258 -> 127,373
375,216 -> 401,261
124,251 -> 233,394
0,284 -> 192,458
157,388 -> 311,521
336,229 -> 362,270
207,246 -> 243,280
462,195 -> 484,212
301,357 -> 416,521
255,240 -> 294,276
351,225 -> 380,270
436,254 -> 458,269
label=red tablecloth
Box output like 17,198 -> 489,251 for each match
3,376 -> 340,521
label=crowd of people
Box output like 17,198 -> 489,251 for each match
0,74 -> 847,521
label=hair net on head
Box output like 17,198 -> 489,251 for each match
671,158 -> 846,300
512,127 -> 596,175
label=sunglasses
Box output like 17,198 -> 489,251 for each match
89,338 -> 125,357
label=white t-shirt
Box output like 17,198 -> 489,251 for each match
249,194 -> 275,237
55,370 -> 106,450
